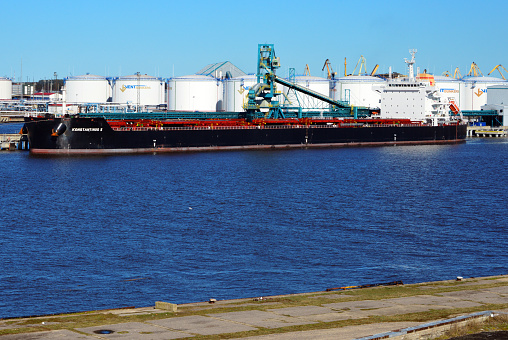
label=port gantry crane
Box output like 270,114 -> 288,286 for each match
371,64 -> 379,76
351,55 -> 368,76
454,67 -> 462,79
322,59 -> 337,79
246,44 -> 372,120
488,64 -> 508,80
467,62 -> 483,77
443,68 -> 462,79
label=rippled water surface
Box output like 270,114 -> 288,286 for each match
0,131 -> 507,318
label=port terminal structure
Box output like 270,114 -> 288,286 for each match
78,44 -> 373,121
245,44 -> 372,120
3,43 -> 505,127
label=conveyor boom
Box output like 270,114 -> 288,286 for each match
273,75 -> 351,108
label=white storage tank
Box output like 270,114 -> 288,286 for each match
332,75 -> 386,109
433,75 -> 462,107
168,75 -> 223,112
0,77 -> 12,100
113,74 -> 165,106
65,74 -> 112,104
281,75 -> 330,111
224,74 -> 257,112
460,76 -> 507,111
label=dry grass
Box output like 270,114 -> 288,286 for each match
437,314 -> 508,339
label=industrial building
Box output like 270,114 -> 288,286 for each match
196,61 -> 246,79
482,85 -> 508,125
1,53 -> 507,129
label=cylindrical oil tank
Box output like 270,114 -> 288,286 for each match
224,74 -> 257,112
113,74 -> 165,106
433,75 -> 462,108
168,75 -> 223,112
332,75 -> 386,109
65,74 -> 112,104
280,75 -> 330,111
460,76 -> 507,111
0,77 -> 12,100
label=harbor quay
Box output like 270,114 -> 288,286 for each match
0,134 -> 28,151
467,125 -> 508,137
1,275 -> 508,339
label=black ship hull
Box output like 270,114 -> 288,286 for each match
24,117 -> 467,155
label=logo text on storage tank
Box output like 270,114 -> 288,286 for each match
439,88 -> 459,93
120,85 -> 152,92
238,85 -> 251,94
474,89 -> 487,97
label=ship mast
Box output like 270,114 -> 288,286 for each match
405,49 -> 417,81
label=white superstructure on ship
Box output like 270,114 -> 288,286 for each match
379,49 -> 461,126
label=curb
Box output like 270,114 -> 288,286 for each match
355,311 -> 495,340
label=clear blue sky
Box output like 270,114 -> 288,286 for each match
1,0 -> 506,81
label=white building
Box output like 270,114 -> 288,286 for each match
482,85 -> 508,125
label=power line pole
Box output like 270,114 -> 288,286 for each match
136,72 -> 140,112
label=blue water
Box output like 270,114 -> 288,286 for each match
0,131 -> 507,318
0,123 -> 24,134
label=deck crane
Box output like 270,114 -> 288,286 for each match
467,62 -> 483,77
322,59 -> 337,79
442,71 -> 452,77
488,64 -> 508,80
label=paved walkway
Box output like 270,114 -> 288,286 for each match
1,276 -> 508,339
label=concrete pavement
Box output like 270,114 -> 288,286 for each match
1,275 -> 508,339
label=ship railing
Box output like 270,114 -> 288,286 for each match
111,123 -> 424,132
112,125 -> 309,131
361,124 -> 422,127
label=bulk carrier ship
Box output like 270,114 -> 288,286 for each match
23,45 -> 467,155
